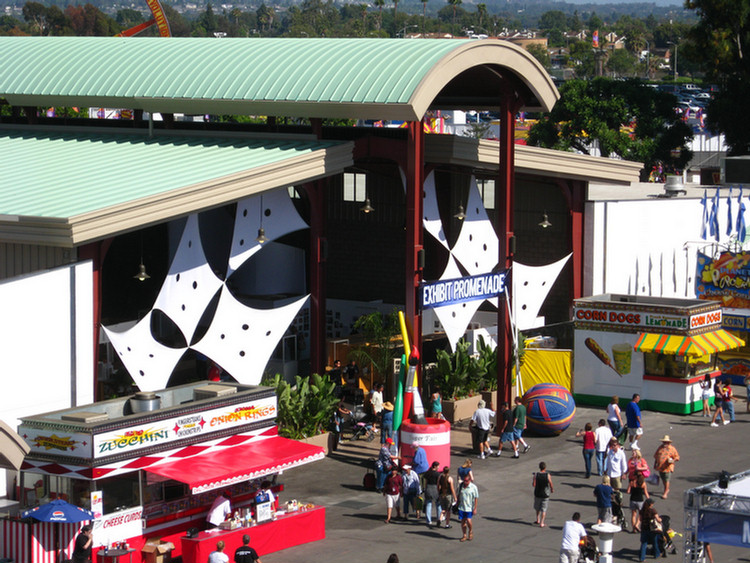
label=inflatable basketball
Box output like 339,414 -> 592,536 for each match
523,383 -> 576,435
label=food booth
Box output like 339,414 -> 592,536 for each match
573,294 -> 744,414
8,381 -> 325,563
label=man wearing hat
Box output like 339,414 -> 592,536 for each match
381,401 -> 395,445
653,435 -> 680,499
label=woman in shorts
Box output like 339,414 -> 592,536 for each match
627,473 -> 650,532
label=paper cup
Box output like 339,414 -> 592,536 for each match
611,343 -> 632,375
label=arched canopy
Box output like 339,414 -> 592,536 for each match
0,37 -> 558,121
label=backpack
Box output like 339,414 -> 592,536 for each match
363,468 -> 377,491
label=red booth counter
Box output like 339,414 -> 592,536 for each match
180,506 -> 325,563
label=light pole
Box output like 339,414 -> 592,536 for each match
668,40 -> 678,83
399,24 -> 418,38
644,39 -> 650,80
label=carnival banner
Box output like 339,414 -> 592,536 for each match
696,251 -> 750,309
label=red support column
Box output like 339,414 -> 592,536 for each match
496,93 -> 519,406
305,180 -> 327,376
569,180 -> 585,299
78,239 -> 112,402
405,121 -> 424,381
307,117 -> 327,376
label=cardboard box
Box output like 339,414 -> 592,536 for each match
142,539 -> 175,563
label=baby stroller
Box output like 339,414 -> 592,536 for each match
611,490 -> 628,531
339,409 -> 376,441
578,534 -> 600,563
656,515 -> 678,556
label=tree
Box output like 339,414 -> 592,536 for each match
606,48 -> 637,77
349,310 -> 401,383
686,0 -> 750,153
374,0 -> 385,30
568,39 -> 598,78
448,0 -> 462,34
527,78 -> 693,181
116,8 -> 145,30
525,43 -> 550,69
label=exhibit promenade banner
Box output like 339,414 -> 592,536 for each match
420,272 -> 506,310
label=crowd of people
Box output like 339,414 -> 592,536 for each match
326,366 -> 743,563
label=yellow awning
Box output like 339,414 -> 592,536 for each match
634,329 -> 745,357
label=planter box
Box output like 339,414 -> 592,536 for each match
442,396 -> 482,424
299,432 -> 334,455
481,390 -> 498,410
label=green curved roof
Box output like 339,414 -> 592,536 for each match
0,37 -> 558,120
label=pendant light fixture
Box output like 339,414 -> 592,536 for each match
256,195 -> 268,244
133,233 -> 150,281
539,211 -> 552,229
360,197 -> 374,214
454,204 -> 466,221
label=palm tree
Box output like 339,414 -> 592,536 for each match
476,3 -> 486,31
374,0 -> 384,30
448,0 -> 462,35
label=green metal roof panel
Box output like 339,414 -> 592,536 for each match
0,37 -> 470,105
0,129 -> 344,218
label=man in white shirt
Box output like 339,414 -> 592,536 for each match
469,400 -> 495,459
206,491 -> 232,527
559,512 -> 587,563
594,419 -> 613,476
208,540 -> 229,563
605,438 -> 628,491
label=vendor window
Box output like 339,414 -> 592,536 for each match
143,477 -> 188,505
95,473 -> 140,514
19,472 -> 92,509
644,352 -> 715,377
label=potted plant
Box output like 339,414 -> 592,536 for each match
432,340 -> 482,423
269,373 -> 340,454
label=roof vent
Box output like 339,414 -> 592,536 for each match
663,175 -> 687,197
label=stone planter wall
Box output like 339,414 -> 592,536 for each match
442,396 -> 483,424
299,432 -> 335,455
481,390 -> 498,410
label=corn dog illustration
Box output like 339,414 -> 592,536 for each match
585,337 -> 622,376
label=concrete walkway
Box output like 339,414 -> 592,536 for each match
272,404 -> 749,563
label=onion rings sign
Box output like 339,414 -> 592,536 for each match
93,396 -> 276,458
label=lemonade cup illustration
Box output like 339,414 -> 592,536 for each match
611,343 -> 632,375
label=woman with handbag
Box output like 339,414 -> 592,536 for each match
638,498 -> 662,561
627,449 -> 651,482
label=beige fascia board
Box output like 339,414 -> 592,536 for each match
68,142 -> 354,245
425,135 -> 642,185
0,218 -> 73,247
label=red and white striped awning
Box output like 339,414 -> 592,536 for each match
144,435 -> 325,494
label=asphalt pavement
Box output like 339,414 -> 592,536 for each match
272,404 -> 750,563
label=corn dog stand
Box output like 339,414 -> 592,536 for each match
573,294 -> 744,414
10,382 -> 326,563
